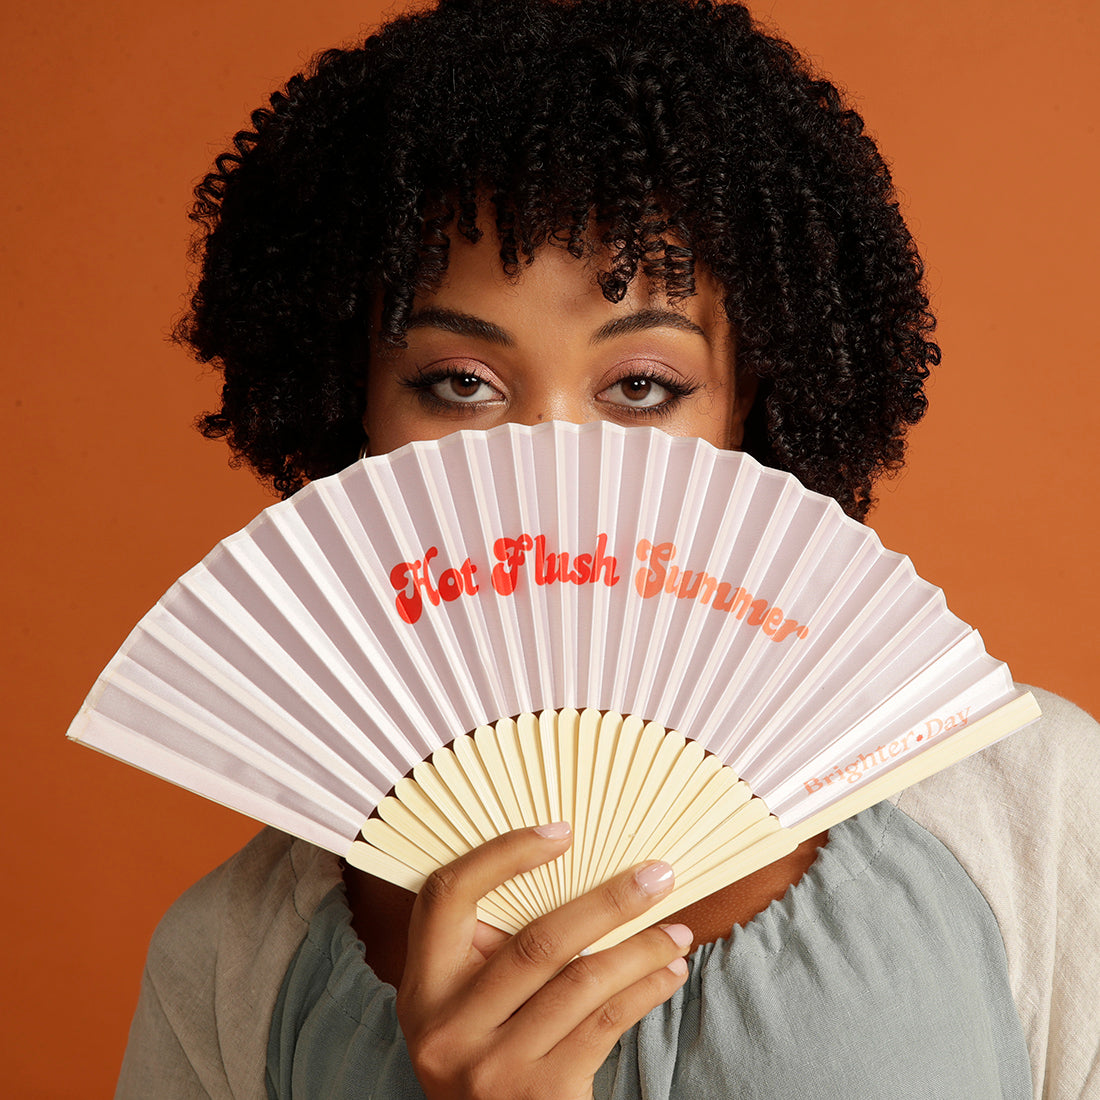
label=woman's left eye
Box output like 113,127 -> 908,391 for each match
599,375 -> 682,410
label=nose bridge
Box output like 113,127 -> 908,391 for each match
511,370 -> 592,426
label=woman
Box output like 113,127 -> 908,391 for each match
117,1 -> 1099,1097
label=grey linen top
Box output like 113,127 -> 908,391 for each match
116,688 -> 1100,1099
266,800 -> 1031,1099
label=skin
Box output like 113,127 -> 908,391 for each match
364,229 -> 753,451
354,230 -> 827,1099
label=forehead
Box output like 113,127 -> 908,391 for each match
406,228 -> 730,340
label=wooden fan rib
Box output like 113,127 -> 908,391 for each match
553,709 -> 580,906
448,737 -> 507,837
567,709 -> 599,900
437,742 -> 543,923
411,756 -> 479,837
536,709 -> 570,908
507,715 -> 557,913
448,734 -> 547,922
611,739 -> 714,872
370,798 -> 462,865
358,819 -> 530,930
783,691 -> 1039,839
587,714 -> 647,889
594,721 -> 671,883
585,826 -> 802,955
578,713 -> 625,896
643,778 -> 762,883
477,712 -> 554,910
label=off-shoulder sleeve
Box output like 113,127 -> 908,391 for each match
116,829 -> 342,1100
893,686 -> 1100,1100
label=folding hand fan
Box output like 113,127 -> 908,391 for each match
68,421 -> 1039,949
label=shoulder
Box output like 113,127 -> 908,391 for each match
894,686 -> 1100,1099
957,685 -> 1096,789
148,827 -> 339,965
117,829 -> 342,1100
895,685 -> 1099,855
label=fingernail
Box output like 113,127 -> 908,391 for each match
634,860 -> 674,895
534,821 -> 571,839
666,957 -> 689,977
659,923 -> 693,950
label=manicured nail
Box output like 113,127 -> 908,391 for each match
634,860 -> 674,895
534,821 -> 571,839
659,923 -> 693,950
666,957 -> 689,977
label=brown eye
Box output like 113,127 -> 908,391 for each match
620,378 -> 655,402
601,375 -> 671,408
429,373 -> 500,404
450,375 -> 484,398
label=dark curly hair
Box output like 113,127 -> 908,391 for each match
180,0 -> 937,520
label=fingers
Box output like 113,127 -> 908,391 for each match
470,920 -> 512,962
504,921 -> 693,1061
398,831 -> 692,1099
460,859 -> 680,1030
404,823 -> 574,990
547,947 -> 690,1081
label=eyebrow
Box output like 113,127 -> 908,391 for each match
404,308 -> 514,347
590,309 -> 707,344
402,305 -> 707,347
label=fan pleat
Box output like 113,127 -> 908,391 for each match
586,430 -> 626,707
136,617 -> 381,811
173,574 -> 412,786
88,685 -> 359,850
608,434 -> 668,709
712,539 -> 902,755
452,435 -> 527,716
768,647 -> 1015,821
279,488 -> 462,748
212,518 -> 438,779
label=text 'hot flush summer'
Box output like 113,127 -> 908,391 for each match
388,533 -> 811,644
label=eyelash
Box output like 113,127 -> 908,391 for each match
400,366 -> 702,418
400,368 -> 500,412
606,372 -> 701,419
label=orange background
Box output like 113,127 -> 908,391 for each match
4,2 -> 1098,1094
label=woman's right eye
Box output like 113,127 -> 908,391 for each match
400,366 -> 505,409
428,373 -> 501,404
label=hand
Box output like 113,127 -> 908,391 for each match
396,823 -> 692,1100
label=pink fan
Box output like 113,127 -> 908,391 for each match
68,421 -> 1038,945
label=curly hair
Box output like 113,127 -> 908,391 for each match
180,0 -> 937,520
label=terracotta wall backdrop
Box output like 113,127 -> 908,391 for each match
4,1 -> 1097,1094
